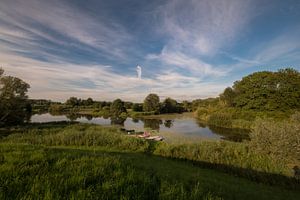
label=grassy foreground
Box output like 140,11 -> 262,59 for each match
0,123 -> 299,199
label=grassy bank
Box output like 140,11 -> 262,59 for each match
196,107 -> 298,129
1,123 -> 299,199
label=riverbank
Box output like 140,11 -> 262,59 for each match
134,112 -> 195,119
196,107 -> 299,129
0,123 -> 299,199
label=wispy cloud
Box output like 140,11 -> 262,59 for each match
1,50 -> 228,101
159,0 -> 256,56
0,0 -> 133,61
254,29 -> 300,63
147,47 -> 228,78
1,0 -> 299,101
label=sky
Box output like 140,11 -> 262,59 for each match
0,0 -> 300,102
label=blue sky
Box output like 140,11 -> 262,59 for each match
0,0 -> 300,102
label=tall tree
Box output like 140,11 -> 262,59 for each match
161,97 -> 178,113
0,68 -> 30,126
110,99 -> 127,117
85,97 -> 94,106
225,68 -> 300,111
110,99 -> 127,124
65,97 -> 80,107
132,103 -> 143,112
143,93 -> 160,113
220,87 -> 236,107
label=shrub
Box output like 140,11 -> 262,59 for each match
249,118 -> 300,164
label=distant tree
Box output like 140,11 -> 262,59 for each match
182,100 -> 192,112
160,98 -> 178,113
110,99 -> 127,124
132,103 -> 143,112
85,97 -> 94,106
143,93 -> 160,113
124,101 -> 133,109
231,68 -> 300,110
110,99 -> 127,117
192,98 -> 219,111
0,68 -> 30,126
220,87 -> 236,106
65,97 -> 80,107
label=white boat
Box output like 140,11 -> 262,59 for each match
145,136 -> 164,141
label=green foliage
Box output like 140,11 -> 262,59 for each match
160,97 -> 183,114
207,113 -> 233,128
153,141 -> 288,176
143,93 -> 160,113
65,97 -> 81,107
3,144 -> 296,200
192,98 -> 220,111
124,101 -> 133,109
161,97 -> 177,113
220,68 -> 300,111
220,87 -> 236,106
182,100 -> 193,112
132,103 -> 143,112
196,107 -> 217,121
1,123 -> 300,198
249,118 -> 300,164
0,68 -> 31,126
110,99 -> 127,124
29,99 -> 52,113
81,97 -> 93,106
110,99 -> 127,117
130,111 -> 156,118
4,124 -> 148,152
48,104 -> 70,114
0,145 -> 162,200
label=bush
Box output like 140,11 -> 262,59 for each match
249,118 -> 300,165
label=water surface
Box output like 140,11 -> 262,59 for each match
31,113 -> 249,142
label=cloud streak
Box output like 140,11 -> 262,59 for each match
0,0 -> 299,102
159,0 -> 256,56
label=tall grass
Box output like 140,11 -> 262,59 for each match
1,122 -> 299,191
3,124 -> 149,152
152,140 -> 296,186
0,144 -> 226,200
2,122 -> 300,199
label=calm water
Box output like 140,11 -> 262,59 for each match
30,113 -> 249,142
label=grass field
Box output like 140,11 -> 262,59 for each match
0,123 -> 299,199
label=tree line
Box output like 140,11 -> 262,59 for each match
220,68 -> 300,111
1,67 -> 299,126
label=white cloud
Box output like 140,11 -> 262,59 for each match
1,50 -> 229,102
159,0 -> 255,56
254,30 -> 300,63
147,47 -> 228,78
0,0 -> 133,60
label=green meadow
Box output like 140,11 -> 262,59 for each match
1,123 -> 299,200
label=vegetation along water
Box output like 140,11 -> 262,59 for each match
1,67 -> 300,199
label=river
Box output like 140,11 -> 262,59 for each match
30,113 -> 249,142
